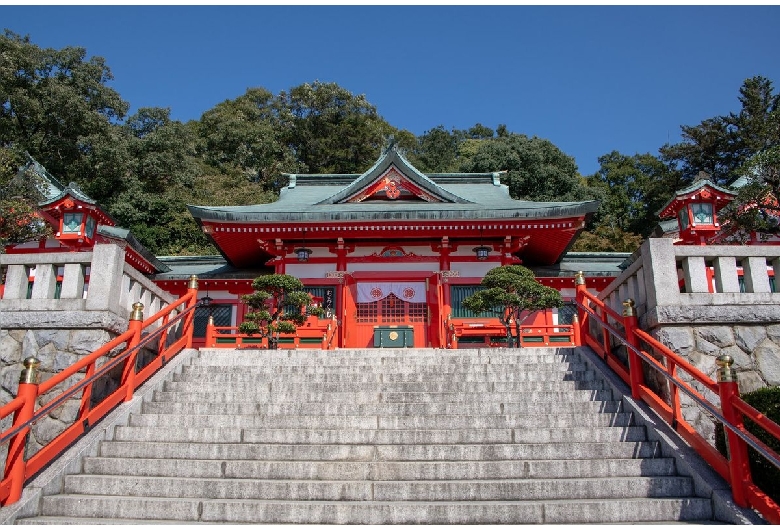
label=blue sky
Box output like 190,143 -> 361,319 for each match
3,5 -> 780,176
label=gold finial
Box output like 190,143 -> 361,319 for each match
716,355 -> 737,383
188,275 -> 198,289
130,302 -> 144,321
574,271 -> 585,286
622,299 -> 636,317
20,357 -> 40,385
207,315 -> 214,326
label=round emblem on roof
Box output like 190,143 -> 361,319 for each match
386,181 -> 400,199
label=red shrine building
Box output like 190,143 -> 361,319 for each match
176,144 -> 604,348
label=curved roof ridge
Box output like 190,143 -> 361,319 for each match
317,145 -> 472,205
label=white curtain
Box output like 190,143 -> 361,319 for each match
356,282 -> 427,303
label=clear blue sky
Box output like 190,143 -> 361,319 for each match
3,5 -> 780,176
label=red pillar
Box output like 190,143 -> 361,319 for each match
3,357 -> 40,505
185,275 -> 199,349
717,355 -> 751,507
574,271 -> 590,346
622,299 -> 645,399
122,303 -> 144,402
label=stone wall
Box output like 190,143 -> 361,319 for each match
597,238 -> 780,444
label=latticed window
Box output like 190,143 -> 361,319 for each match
407,302 -> 427,322
194,304 -> 233,338
381,294 -> 406,322
356,302 -> 377,323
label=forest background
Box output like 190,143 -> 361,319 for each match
2,30 -> 779,256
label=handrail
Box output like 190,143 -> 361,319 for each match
0,276 -> 199,506
575,275 -> 780,523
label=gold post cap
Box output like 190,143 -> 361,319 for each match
622,299 -> 636,317
207,315 -> 215,326
574,271 -> 586,285
188,275 -> 199,289
130,302 -> 145,321
716,355 -> 737,383
20,357 -> 40,384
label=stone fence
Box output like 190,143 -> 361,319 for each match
0,244 -> 176,456
597,237 -> 780,441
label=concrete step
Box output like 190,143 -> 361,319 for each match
29,495 -> 715,524
112,425 -> 648,444
140,399 -> 624,416
150,389 -> 614,404
161,380 -> 607,393
127,412 -> 635,430
81,456 -> 677,480
98,441 -> 662,462
61,475 -> 695,501
173,367 -> 599,383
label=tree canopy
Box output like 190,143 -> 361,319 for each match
461,265 -> 562,348
238,274 -> 323,346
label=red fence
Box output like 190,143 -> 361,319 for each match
575,274 -> 780,523
0,279 -> 199,506
203,316 -> 339,350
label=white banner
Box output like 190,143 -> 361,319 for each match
356,282 -> 426,303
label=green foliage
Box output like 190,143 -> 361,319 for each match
239,274 -> 321,347
715,385 -> 780,503
462,134 -> 596,202
461,265 -> 562,347
661,76 -> 780,185
0,30 -> 128,180
277,81 -> 390,174
582,151 -> 685,245
0,147 -> 52,250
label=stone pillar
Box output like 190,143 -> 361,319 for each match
85,244 -> 126,314
714,256 -> 740,293
30,264 -> 57,299
743,256 -> 771,293
681,256 -> 709,293
60,263 -> 85,299
641,238 -> 680,319
3,264 -> 30,300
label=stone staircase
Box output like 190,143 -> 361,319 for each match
17,347 -> 717,524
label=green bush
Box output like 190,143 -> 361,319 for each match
715,385 -> 780,503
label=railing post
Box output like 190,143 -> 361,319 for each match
572,312 -> 581,347
205,315 -> 215,348
622,298 -> 645,399
185,275 -> 198,349
3,357 -> 40,505
575,271 -> 590,346
122,302 -> 144,402
717,355 -> 751,508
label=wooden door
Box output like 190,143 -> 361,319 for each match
352,294 -> 428,347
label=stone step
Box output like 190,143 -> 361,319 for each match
140,399 -> 624,417
173,368 -> 599,383
150,389 -> 614,403
191,354 -> 582,367
61,475 -> 695,501
161,380 -> 608,394
81,456 -> 677,481
30,495 -> 714,524
112,425 -> 647,444
127,412 -> 634,430
98,441 -> 661,462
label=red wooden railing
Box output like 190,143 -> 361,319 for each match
447,313 -> 577,348
575,274 -> 780,524
0,278 -> 199,506
204,316 -> 339,350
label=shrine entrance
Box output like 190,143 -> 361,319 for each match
351,282 -> 428,348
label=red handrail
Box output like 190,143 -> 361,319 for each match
205,316 -> 339,350
575,276 -> 780,523
0,279 -> 199,506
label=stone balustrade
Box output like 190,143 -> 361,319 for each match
597,237 -> 780,442
1,244 -> 174,333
